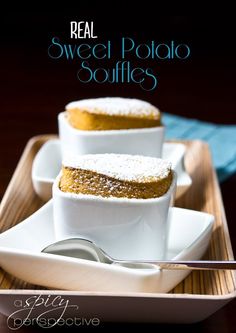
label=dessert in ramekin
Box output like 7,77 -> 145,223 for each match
59,97 -> 165,159
53,154 -> 176,260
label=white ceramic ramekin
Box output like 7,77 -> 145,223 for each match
58,112 -> 165,159
53,172 -> 176,260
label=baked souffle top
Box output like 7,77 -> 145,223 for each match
59,154 -> 173,199
65,97 -> 162,130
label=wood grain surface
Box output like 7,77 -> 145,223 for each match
0,136 -> 235,296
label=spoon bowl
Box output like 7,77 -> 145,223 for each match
42,238 -> 111,263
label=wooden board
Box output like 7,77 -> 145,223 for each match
0,135 -> 235,296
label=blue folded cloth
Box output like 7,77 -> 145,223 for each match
163,113 -> 236,182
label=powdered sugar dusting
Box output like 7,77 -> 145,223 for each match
63,154 -> 172,183
66,97 -> 160,119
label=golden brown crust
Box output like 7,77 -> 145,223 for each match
67,109 -> 162,131
59,166 -> 173,199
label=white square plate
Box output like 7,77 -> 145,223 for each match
0,201 -> 213,294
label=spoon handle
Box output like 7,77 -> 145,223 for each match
114,260 -> 236,270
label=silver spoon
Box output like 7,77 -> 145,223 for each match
41,238 -> 236,270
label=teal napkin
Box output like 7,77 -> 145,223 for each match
163,113 -> 236,182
